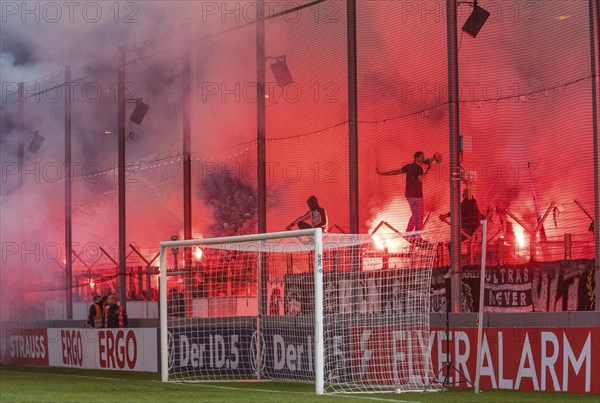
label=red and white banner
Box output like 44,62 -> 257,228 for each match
46,328 -> 158,372
347,326 -> 599,393
429,327 -> 599,393
0,328 -> 49,366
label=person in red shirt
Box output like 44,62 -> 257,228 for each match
105,294 -> 128,328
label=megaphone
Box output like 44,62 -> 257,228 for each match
424,152 -> 443,165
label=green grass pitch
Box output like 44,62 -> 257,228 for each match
0,365 -> 596,403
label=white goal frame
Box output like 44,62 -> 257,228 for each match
159,228 -> 440,394
159,228 -> 325,393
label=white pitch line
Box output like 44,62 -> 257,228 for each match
182,382 -> 423,403
2,369 -> 423,403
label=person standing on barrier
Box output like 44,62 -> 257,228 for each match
377,151 -> 437,238
105,294 -> 128,328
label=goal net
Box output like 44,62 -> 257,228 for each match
159,229 -> 442,394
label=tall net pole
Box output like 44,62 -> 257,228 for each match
183,32 -> 193,318
118,46 -> 127,311
588,0 -> 600,311
65,65 -> 73,319
347,0 -> 359,235
447,0 -> 462,313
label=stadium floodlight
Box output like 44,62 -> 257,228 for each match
27,131 -> 45,153
129,99 -> 150,125
268,56 -> 293,87
159,229 -> 441,394
461,1 -> 490,37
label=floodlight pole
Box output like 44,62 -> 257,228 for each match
65,65 -> 73,319
183,33 -> 193,318
447,0 -> 462,313
257,1 -> 267,239
348,0 -> 359,235
17,83 -> 24,170
118,46 -> 128,311
588,0 -> 600,311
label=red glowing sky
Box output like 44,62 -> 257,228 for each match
0,1 -> 597,279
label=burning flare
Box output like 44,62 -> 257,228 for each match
513,225 -> 526,249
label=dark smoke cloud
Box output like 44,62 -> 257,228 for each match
199,169 -> 257,238
0,1 -> 253,320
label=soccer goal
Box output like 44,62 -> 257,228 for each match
159,229 -> 442,394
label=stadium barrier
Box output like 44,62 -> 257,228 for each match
1,313 -> 598,393
1,327 -> 158,372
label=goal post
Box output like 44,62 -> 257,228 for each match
159,229 -> 441,394
313,228 -> 324,394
